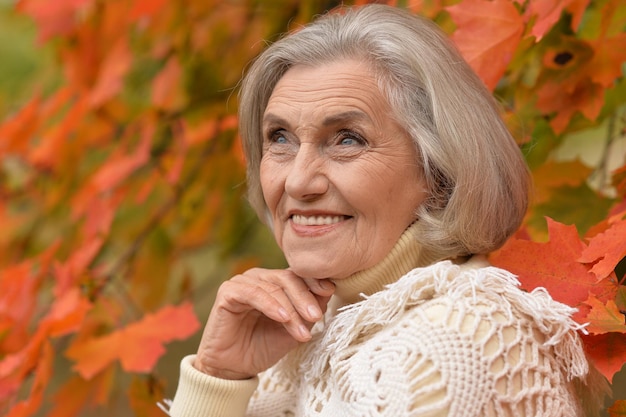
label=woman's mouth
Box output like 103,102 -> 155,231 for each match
291,214 -> 351,226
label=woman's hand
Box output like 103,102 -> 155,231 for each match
193,268 -> 335,380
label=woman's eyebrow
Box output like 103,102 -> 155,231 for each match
262,110 -> 371,129
262,113 -> 289,128
322,110 -> 371,126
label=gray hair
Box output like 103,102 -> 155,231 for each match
238,4 -> 530,258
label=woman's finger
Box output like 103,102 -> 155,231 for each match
237,269 -> 329,323
219,272 -> 316,341
303,277 -> 336,297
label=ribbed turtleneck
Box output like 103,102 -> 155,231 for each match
331,222 -> 442,307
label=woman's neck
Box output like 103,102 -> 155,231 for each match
331,222 -> 442,306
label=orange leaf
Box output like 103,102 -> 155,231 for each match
584,294 -> 626,335
581,332 -> 626,382
89,36 -> 133,107
53,237 -> 104,295
66,303 -> 200,379
43,288 -> 92,337
565,0 -> 590,31
89,124 -> 153,193
536,78 -> 604,134
526,0 -> 590,40
72,121 -> 155,216
151,56 -> 185,111
531,159 -> 593,204
491,218 -> 617,322
18,0 -> 91,42
181,118 -> 218,147
80,197 -> 116,241
1,290 -> 89,405
609,400 -> 626,417
130,0 -> 167,21
0,262 -> 38,329
164,123 -> 188,185
447,0 -> 524,90
0,95 -> 42,156
579,217 -> 626,280
66,332 -> 122,380
587,34 -> 626,88
29,96 -> 89,171
47,368 -> 115,417
128,375 -> 166,417
3,340 -> 53,417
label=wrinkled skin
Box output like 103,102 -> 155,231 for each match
194,60 -> 426,379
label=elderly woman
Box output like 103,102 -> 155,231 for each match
165,4 -> 606,416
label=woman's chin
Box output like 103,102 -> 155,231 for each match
288,263 -> 351,281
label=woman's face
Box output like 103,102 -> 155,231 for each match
260,60 -> 427,280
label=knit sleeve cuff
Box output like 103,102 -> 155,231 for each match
167,355 -> 259,417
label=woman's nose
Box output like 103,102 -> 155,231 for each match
284,144 -> 329,200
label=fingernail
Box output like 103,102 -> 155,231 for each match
278,307 -> 289,321
319,280 -> 334,290
299,324 -> 311,340
307,304 -> 321,319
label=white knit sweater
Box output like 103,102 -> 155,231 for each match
165,225 -> 599,416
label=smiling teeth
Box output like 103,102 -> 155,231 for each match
292,214 -> 345,226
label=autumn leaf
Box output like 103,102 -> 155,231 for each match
0,288 -> 89,401
53,237 -> 104,296
447,0 -> 524,90
79,197 -> 116,241
584,294 -> 626,335
490,218 -> 617,322
2,1 -> 626,415
88,122 -> 153,194
581,332 -> 626,382
536,77 -> 604,133
128,375 -> 166,417
66,303 -> 200,379
47,368 -> 115,417
129,0 -> 167,21
0,262 -> 38,333
151,55 -> 186,111
29,96 -> 88,171
526,0 -> 590,40
579,217 -> 626,280
89,36 -> 133,107
4,295 -> 86,380
587,35 -> 626,88
531,159 -> 593,204
181,118 -> 219,147
17,0 -> 92,42
616,286 -> 626,311
43,288 -> 92,337
0,94 -> 41,155
609,400 -> 626,417
528,183 -> 616,237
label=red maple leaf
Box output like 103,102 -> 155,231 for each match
447,0 -> 524,90
580,216 -> 626,280
526,0 -> 590,40
584,294 -> 626,335
581,332 -> 626,382
490,218 -> 617,323
66,303 -> 200,379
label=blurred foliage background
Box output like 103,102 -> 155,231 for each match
0,0 -> 624,416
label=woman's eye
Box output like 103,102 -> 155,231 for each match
270,130 -> 288,144
340,137 -> 358,146
337,131 -> 366,146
